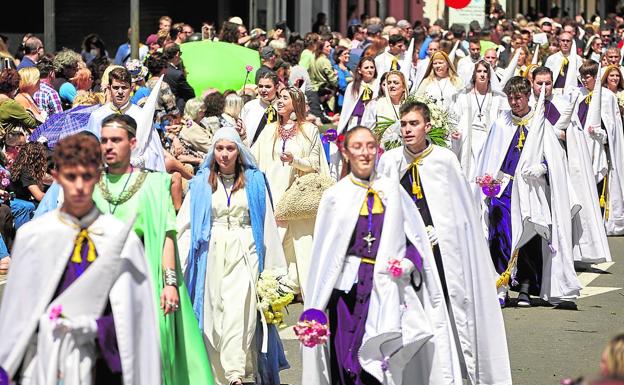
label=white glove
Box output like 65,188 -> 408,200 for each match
588,126 -> 607,144
426,225 -> 438,246
399,258 -> 416,278
556,129 -> 566,141
522,164 -> 547,181
54,316 -> 98,345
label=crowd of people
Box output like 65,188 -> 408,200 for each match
0,5 -> 624,385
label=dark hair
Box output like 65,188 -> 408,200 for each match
532,66 -> 553,80
204,92 -> 225,117
303,32 -> 320,49
53,133 -> 102,170
503,76 -> 532,95
400,100 -> 431,122
471,60 -> 492,87
11,142 -> 47,186
347,24 -> 363,40
468,36 -> 481,45
108,67 -> 132,86
256,71 -> 279,86
351,56 -> 377,97
101,114 -> 137,138
343,125 -> 376,148
389,34 -> 408,46
0,68 -> 20,94
219,21 -> 240,44
23,37 -> 42,55
450,23 -> 466,38
333,46 -> 349,64
163,43 -> 180,61
145,52 -> 168,76
36,55 -> 55,78
282,42 -> 303,66
81,33 -> 106,55
314,36 -> 332,58
580,59 -> 599,77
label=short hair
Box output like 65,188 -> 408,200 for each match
388,34 -> 408,46
72,68 -> 92,90
532,66 -> 553,80
23,37 -> 42,55
184,97 -> 206,121
450,23 -> 466,38
400,100 -> 431,122
53,133 -> 102,171
332,45 -> 349,63
0,68 -> 20,94
108,67 -> 132,86
468,36 -> 481,45
145,51 -> 168,76
256,71 -> 279,86
36,55 -> 55,78
171,22 -> 185,37
159,15 -> 172,23
579,60 -> 599,78
18,67 -> 39,90
163,43 -> 181,61
503,76 -> 532,95
204,92 -> 225,117
101,114 -> 137,138
73,92 -> 104,107
53,49 -> 81,74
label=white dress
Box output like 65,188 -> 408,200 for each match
418,77 -> 463,111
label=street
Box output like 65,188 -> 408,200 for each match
0,237 -> 621,384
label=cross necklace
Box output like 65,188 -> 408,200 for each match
473,89 -> 487,121
363,192 -> 377,253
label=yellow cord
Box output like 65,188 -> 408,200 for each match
496,249 -> 519,289
560,57 -> 569,77
362,85 -> 372,101
391,56 -> 399,71
349,177 -> 384,215
71,229 -> 97,263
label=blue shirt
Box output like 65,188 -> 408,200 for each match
16,56 -> 36,70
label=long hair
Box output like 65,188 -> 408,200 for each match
380,70 -> 407,102
351,56 -> 377,97
207,149 -> 246,193
422,50 -> 462,88
602,65 -> 624,92
470,60 -> 492,88
272,87 -> 310,159
603,334 -> 624,378
10,142 -> 47,187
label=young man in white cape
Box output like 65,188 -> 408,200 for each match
374,34 -> 408,77
544,32 -> 582,95
573,60 -> 624,236
240,72 -> 279,147
475,76 -> 581,309
377,101 -> 512,385
530,66 -> 611,264
0,134 -> 160,385
299,126 -> 463,385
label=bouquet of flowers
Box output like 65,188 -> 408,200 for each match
476,173 -> 502,197
293,308 -> 330,348
0,168 -> 10,188
617,91 -> 624,110
404,93 -> 455,147
256,269 -> 295,328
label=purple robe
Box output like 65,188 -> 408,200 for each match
544,99 -> 561,126
487,125 -> 544,294
350,95 -> 367,126
53,235 -> 122,382
328,195 -> 422,385
578,98 -> 589,128
554,63 -> 568,89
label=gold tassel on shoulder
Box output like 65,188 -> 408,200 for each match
71,229 -> 97,263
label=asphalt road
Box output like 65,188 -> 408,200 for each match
0,237 -> 621,384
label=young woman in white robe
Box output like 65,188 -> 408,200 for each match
362,70 -> 407,148
178,127 -> 290,385
417,51 -> 464,111
240,72 -> 279,147
452,60 -> 509,181
300,126 -> 462,385
251,87 -> 330,296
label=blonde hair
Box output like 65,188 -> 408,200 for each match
18,67 -> 40,90
72,92 -> 104,107
184,97 -> 206,121
100,65 -> 124,90
223,93 -> 244,119
603,334 -> 624,378
422,51 -> 462,88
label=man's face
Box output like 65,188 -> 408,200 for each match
400,110 -> 431,150
563,25 -> 576,37
521,33 -> 531,47
507,92 -> 530,116
182,26 -> 193,39
484,49 -> 498,67
53,164 -> 99,216
390,41 -> 407,56
469,42 -> 481,60
110,79 -> 131,107
607,50 -> 621,65
542,24 -> 553,35
581,73 -> 596,91
100,125 -> 136,169
533,73 -> 553,99
559,32 -> 573,55
427,41 -> 440,57
601,31 -> 611,46
511,37 -> 523,49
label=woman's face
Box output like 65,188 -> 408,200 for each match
322,41 -> 332,56
339,49 -> 350,65
608,70 -> 621,91
341,129 -> 378,179
432,59 -> 449,78
214,139 -> 239,174
474,63 -> 489,87
358,60 -> 376,83
517,49 -> 527,66
386,74 -> 404,100
592,38 -> 603,53
276,89 -> 294,117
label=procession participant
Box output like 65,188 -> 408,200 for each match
456,36 -> 482,86
531,66 -> 611,264
178,127 -> 289,385
378,100 -> 512,385
374,34 -> 408,76
452,60 -> 509,180
544,32 -> 582,94
240,71 -> 279,147
0,134 -> 160,385
417,51 -> 464,110
92,114 -> 215,385
475,76 -> 581,308
575,60 -> 624,236
251,87 -> 330,296
301,126 -> 462,385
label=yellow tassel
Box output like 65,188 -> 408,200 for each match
362,85 -> 372,101
358,189 -> 384,215
560,57 -> 569,76
412,181 -> 423,200
600,195 -> 606,208
584,91 -> 592,106
71,229 -> 97,263
266,106 -> 276,123
516,127 -> 526,150
496,250 -> 519,289
391,56 -> 399,71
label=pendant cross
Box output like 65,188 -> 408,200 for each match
363,231 -> 376,253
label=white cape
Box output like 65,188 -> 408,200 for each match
0,209 -> 160,385
302,175 -> 462,385
378,145 -> 512,385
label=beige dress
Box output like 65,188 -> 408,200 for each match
251,121 -> 330,296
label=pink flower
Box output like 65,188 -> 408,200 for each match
1,178 -> 9,187
49,304 -> 63,322
475,173 -> 500,188
293,320 -> 330,347
387,258 -> 402,278
246,65 -> 253,72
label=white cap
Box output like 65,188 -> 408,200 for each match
229,16 -> 243,25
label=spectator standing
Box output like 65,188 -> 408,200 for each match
33,56 -> 62,117
0,69 -> 37,141
163,44 -> 196,112
15,37 -> 43,71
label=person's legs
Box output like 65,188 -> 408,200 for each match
10,199 -> 35,229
